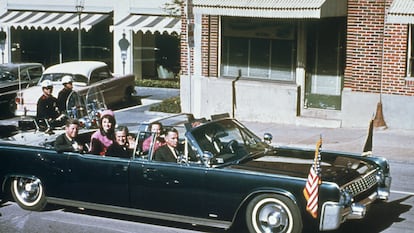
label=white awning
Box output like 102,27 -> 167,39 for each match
387,0 -> 414,24
0,11 -> 108,31
192,0 -> 347,18
111,15 -> 181,34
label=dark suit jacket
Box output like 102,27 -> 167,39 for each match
197,135 -> 222,155
153,145 -> 178,162
106,143 -> 131,158
55,133 -> 80,153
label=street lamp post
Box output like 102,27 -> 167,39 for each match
0,29 -> 6,64
75,0 -> 85,61
118,33 -> 130,75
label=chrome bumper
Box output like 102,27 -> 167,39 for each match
319,176 -> 391,231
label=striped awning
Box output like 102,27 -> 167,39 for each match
192,0 -> 347,18
111,15 -> 181,34
387,0 -> 414,24
0,11 -> 108,31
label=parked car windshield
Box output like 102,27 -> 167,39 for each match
190,119 -> 270,165
40,73 -> 88,84
0,66 -> 17,81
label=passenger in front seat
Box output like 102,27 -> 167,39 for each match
153,127 -> 180,162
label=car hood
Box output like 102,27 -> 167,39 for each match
228,153 -> 376,187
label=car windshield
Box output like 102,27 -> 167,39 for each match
0,67 -> 16,81
190,119 -> 270,166
39,73 -> 88,84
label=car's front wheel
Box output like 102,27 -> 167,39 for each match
246,194 -> 302,233
11,177 -> 47,211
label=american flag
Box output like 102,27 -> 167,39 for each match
303,137 -> 322,218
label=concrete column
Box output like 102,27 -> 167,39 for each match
192,13 -> 203,116
296,22 -> 306,115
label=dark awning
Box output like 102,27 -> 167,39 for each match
387,0 -> 414,24
110,15 -> 181,34
0,10 -> 108,31
192,0 -> 347,18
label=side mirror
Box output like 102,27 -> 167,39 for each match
263,133 -> 273,144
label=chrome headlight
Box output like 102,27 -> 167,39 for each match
376,170 -> 385,185
339,190 -> 353,206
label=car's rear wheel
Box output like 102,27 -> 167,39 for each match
11,177 -> 47,211
246,194 -> 302,233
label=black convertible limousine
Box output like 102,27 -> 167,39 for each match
0,114 -> 391,233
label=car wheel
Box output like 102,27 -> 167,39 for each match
11,177 -> 47,211
246,194 -> 302,233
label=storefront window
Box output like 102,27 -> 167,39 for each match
409,25 -> 414,77
221,17 -> 296,81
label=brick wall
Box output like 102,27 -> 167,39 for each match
180,3 -> 193,76
345,0 -> 386,93
382,23 -> 412,95
345,0 -> 414,96
180,12 -> 219,77
201,15 -> 219,77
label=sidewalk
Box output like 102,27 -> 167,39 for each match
243,121 -> 414,164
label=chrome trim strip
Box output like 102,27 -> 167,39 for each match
47,197 -> 231,229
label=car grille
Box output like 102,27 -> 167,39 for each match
342,169 -> 378,197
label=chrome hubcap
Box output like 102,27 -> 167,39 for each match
258,204 -> 289,232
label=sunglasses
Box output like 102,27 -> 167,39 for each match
44,86 -> 53,90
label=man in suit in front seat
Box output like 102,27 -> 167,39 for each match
153,127 -> 180,162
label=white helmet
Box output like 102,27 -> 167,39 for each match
61,75 -> 73,84
41,80 -> 53,88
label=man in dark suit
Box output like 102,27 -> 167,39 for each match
55,118 -> 84,153
196,127 -> 222,155
153,127 -> 180,162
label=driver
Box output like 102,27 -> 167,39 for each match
199,127 -> 222,155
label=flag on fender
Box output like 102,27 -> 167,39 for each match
303,137 -> 322,218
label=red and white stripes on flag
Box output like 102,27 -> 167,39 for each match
303,137 -> 322,219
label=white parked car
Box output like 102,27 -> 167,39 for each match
15,61 -> 136,117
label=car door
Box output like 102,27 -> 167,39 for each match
63,152 -> 130,207
129,136 -> 209,218
129,159 -> 207,218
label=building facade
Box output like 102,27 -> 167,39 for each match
180,0 -> 414,130
0,0 -> 180,80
